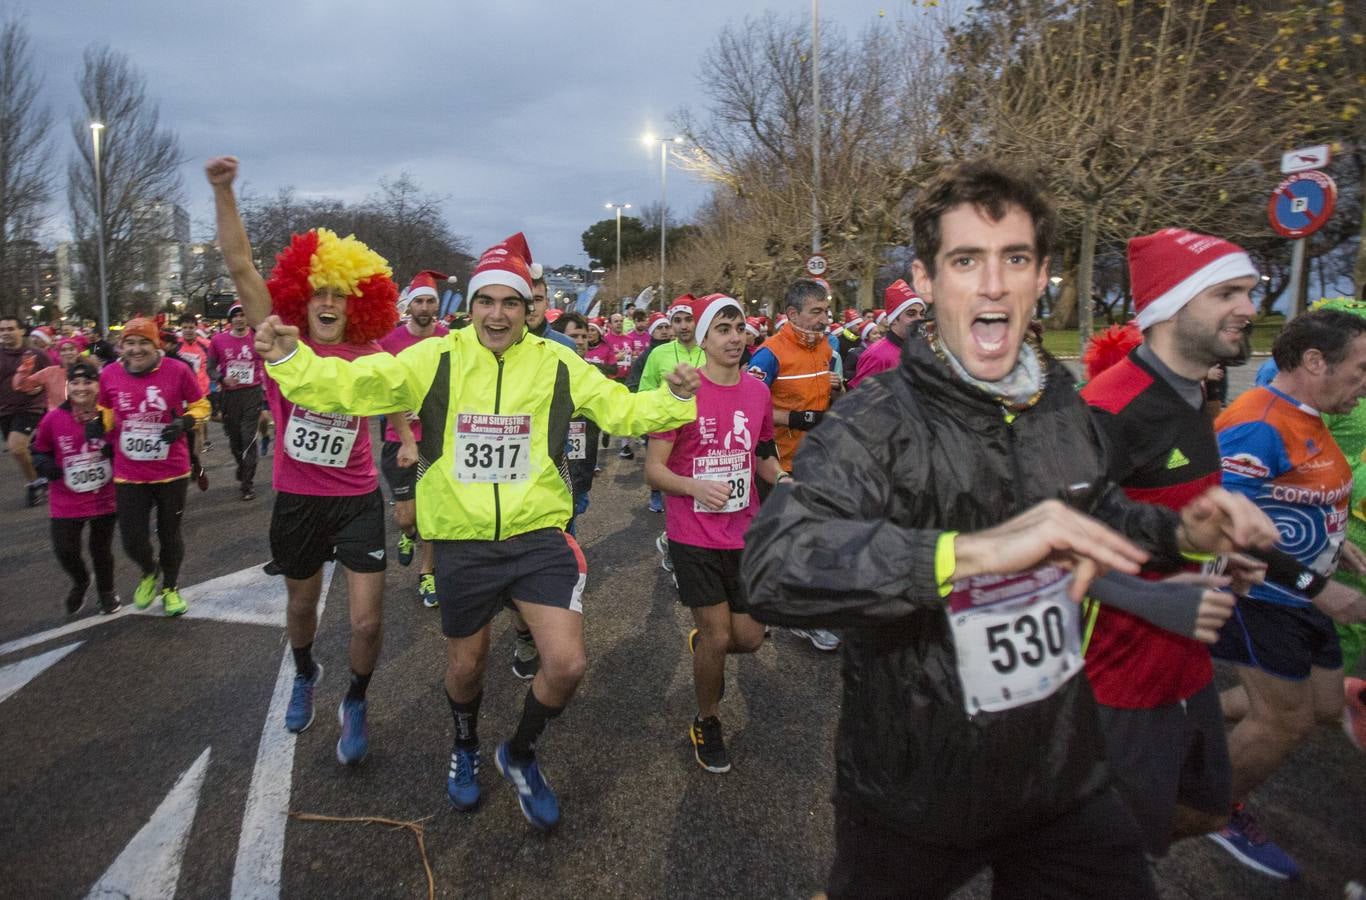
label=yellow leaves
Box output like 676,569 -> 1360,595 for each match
1254,73 -> 1270,88
1276,56 -> 1290,70
1329,0 -> 1345,14
1218,189 -> 1229,202
1342,102 -> 1361,121
1352,33 -> 1365,46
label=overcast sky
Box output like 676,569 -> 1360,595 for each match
27,0 -> 903,268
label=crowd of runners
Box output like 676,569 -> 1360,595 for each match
3,155 -> 1365,897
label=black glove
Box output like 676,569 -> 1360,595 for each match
84,417 -> 106,441
32,451 -> 62,482
788,409 -> 824,431
160,415 -> 196,443
1250,546 -> 1329,599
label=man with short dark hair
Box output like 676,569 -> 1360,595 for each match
0,315 -> 51,506
1208,307 -> 1366,878
743,160 -> 1275,899
208,304 -> 264,500
1080,228 -> 1266,862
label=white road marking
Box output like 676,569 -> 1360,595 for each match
0,613 -> 126,660
230,563 -> 335,900
0,642 -> 83,704
86,746 -> 212,899
0,560 -> 294,660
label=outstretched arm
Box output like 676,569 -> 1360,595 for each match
206,156 -> 272,327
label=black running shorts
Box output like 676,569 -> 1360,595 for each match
379,440 -> 418,502
433,528 -> 586,638
269,488 -> 386,580
1210,595 -> 1343,679
0,411 -> 41,440
668,539 -> 748,612
1095,680 -> 1231,855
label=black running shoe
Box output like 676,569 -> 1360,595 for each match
690,716 -> 731,774
65,583 -> 89,616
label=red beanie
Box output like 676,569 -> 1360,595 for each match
1129,229 -> 1257,329
883,279 -> 926,324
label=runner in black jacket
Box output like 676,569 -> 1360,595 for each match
741,162 -> 1275,899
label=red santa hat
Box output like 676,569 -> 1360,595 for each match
883,279 -> 926,324
405,270 -> 453,303
692,293 -> 744,342
588,317 -> 606,334
467,233 -> 535,302
744,317 -> 762,338
544,308 -> 563,324
666,294 -> 696,320
860,321 -> 880,342
842,308 -> 860,324
775,314 -> 789,330
647,312 -> 670,336
874,309 -> 888,325
29,326 -> 53,347
1129,228 -> 1257,330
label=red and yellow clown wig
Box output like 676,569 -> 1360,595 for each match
265,228 -> 399,343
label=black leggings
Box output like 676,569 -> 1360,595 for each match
116,479 -> 189,588
50,514 -> 117,593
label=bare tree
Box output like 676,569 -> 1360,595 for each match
0,17 -> 51,318
673,12 -> 944,309
67,45 -> 183,322
950,0 -> 1358,342
235,173 -> 474,289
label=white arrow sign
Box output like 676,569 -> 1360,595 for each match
1281,144 -> 1330,174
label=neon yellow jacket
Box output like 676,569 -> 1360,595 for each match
639,340 -> 705,392
266,328 -> 696,541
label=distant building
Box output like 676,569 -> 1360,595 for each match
4,240 -> 58,311
129,199 -> 192,310
55,242 -> 85,315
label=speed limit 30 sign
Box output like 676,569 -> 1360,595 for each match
804,254 -> 828,277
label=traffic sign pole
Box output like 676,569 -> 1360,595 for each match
1288,238 -> 1307,321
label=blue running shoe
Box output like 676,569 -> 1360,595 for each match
284,663 -> 323,733
495,742 -> 559,830
1207,804 -> 1300,880
336,697 -> 369,765
447,745 -> 481,811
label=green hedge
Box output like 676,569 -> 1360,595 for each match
1041,321 -> 1281,358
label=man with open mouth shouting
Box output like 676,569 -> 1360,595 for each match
742,161 -> 1276,900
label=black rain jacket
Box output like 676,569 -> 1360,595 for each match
741,334 -> 1184,846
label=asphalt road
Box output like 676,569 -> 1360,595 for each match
1,361 -> 1362,899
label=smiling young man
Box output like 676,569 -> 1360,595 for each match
645,293 -> 780,773
250,229 -> 699,831
640,297 -> 706,514
741,161 -> 1276,900
380,272 -> 451,608
209,155 -> 398,767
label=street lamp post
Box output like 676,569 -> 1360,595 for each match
90,122 -> 110,336
643,135 -> 682,311
604,202 -> 631,307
